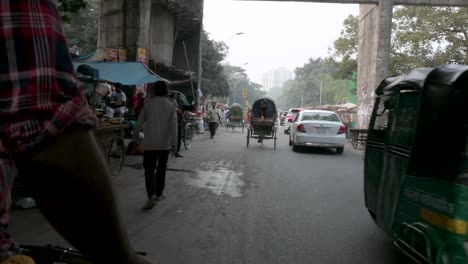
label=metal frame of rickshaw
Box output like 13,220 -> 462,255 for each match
364,65 -> 468,264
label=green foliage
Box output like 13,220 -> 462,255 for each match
280,58 -> 349,109
391,6 -> 468,74
224,64 -> 265,105
333,15 -> 358,60
201,31 -> 230,97
324,7 -> 468,105
58,0 -> 88,22
330,7 -> 468,77
62,0 -> 99,54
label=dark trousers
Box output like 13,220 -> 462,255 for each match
143,150 -> 169,198
177,123 -> 183,152
209,122 -> 217,138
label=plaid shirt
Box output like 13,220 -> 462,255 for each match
0,0 -> 97,259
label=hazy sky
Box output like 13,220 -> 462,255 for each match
203,0 -> 359,83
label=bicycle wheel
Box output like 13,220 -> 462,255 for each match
184,124 -> 194,150
108,137 -> 125,177
352,131 -> 359,149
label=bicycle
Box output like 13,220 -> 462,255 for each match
182,120 -> 195,150
19,244 -> 146,264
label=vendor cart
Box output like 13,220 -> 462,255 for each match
349,128 -> 368,149
94,122 -> 128,176
246,98 -> 278,149
74,61 -> 166,175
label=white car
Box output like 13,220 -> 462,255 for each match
289,110 -> 346,154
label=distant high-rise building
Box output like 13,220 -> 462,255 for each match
261,67 -> 293,92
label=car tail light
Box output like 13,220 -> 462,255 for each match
297,124 -> 306,133
338,125 -> 346,134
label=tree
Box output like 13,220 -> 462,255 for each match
330,15 -> 359,81
391,6 -> 468,74
223,64 -> 265,106
62,0 -> 99,55
330,7 -> 468,76
333,15 -> 359,60
201,31 -> 230,97
280,57 -> 350,109
58,0 -> 88,22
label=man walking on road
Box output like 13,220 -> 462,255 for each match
208,102 -> 222,139
133,81 -> 177,210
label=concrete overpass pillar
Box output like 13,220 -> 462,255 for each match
98,0 -> 152,61
172,26 -> 202,81
150,4 -> 175,66
356,0 -> 393,128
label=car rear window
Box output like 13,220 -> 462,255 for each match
290,109 -> 300,114
302,112 -> 340,122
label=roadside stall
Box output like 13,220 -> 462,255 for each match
75,61 -> 164,176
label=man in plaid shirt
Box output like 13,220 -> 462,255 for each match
0,1 -> 155,263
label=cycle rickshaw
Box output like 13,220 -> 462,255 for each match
246,98 -> 278,149
364,65 -> 468,264
226,103 -> 244,133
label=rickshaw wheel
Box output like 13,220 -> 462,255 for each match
273,131 -> 277,150
108,137 -> 125,177
246,129 -> 250,148
352,131 -> 359,149
184,124 -> 194,150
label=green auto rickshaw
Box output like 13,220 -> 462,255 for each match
365,65 -> 468,264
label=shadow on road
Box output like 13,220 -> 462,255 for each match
292,146 -> 342,156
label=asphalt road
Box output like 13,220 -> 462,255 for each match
10,125 -> 409,264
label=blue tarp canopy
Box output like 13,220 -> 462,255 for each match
73,61 -> 163,85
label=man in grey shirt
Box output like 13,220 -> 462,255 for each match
132,81 -> 177,209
